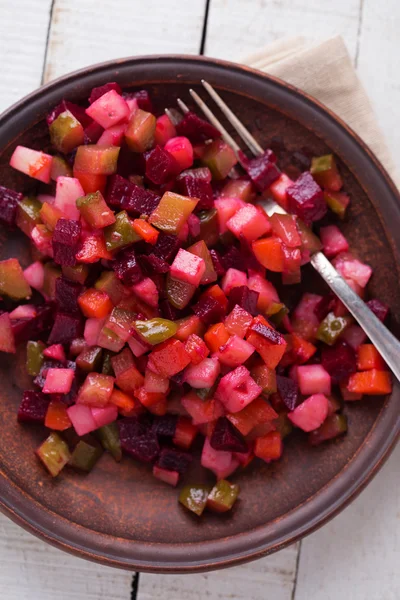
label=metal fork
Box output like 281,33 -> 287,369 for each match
169,82 -> 400,383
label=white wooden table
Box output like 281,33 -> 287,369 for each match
0,1 -> 399,598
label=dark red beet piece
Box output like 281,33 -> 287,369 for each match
17,391 -> 50,423
156,447 -> 192,474
118,417 -> 160,463
177,168 -> 214,211
313,293 -> 337,321
152,414 -> 178,438
83,121 -> 104,144
210,417 -> 248,453
221,246 -> 247,272
159,299 -> 181,321
210,249 -> 226,277
192,296 -> 225,325
89,82 -> 122,104
52,218 -> 82,267
250,321 -> 284,345
169,371 -> 189,394
55,277 -> 83,315
366,298 -> 389,322
287,171 -> 327,225
11,303 -> 54,343
139,253 -> 170,274
176,111 -> 220,143
123,90 -> 153,112
113,247 -> 143,285
48,312 -> 83,345
47,100 -> 92,128
241,149 -> 281,192
228,286 -> 259,316
0,185 -> 22,226
321,341 -> 357,384
62,375 -> 80,406
276,375 -> 299,411
121,183 -> 160,217
152,233 -> 181,263
106,174 -> 133,209
144,145 -> 178,185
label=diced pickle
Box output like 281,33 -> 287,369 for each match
36,432 -> 71,477
197,209 -> 219,248
69,439 -> 103,472
49,110 -> 84,154
76,346 -> 103,372
135,318 -> 178,345
16,196 -> 42,237
309,413 -> 348,446
104,211 -> 140,252
166,274 -> 196,310
0,258 -> 31,300
62,263 -> 89,284
179,484 -> 211,516
201,140 -> 238,180
101,351 -> 115,376
149,191 -> 198,235
95,422 -> 122,462
207,479 -> 240,513
317,312 -> 352,346
42,262 -> 62,299
125,109 -> 156,153
26,340 -> 46,376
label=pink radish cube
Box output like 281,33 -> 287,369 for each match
55,176 -> 84,220
164,136 -> 194,171
128,335 -> 151,357
216,335 -> 255,367
10,146 -> 53,183
43,344 -> 66,362
297,364 -> 331,395
184,357 -> 220,389
227,204 -> 271,242
85,89 -> 130,129
320,225 -> 349,257
42,368 -> 74,394
9,304 -> 37,319
144,369 -> 169,393
221,268 -> 247,296
170,248 -> 205,286
248,273 -> 280,312
31,226 -> 53,257
215,365 -> 262,413
201,437 -> 239,480
288,393 -> 329,432
181,392 -> 224,424
269,173 -> 295,210
187,213 -> 201,238
333,253 -> 372,289
84,317 -> 106,346
97,122 -> 127,147
91,404 -> 118,428
214,197 -> 246,233
131,277 -> 159,307
67,404 -> 97,436
0,313 -> 16,353
154,114 -> 177,146
24,261 -> 45,291
153,465 -> 179,487
341,324 -> 367,350
177,221 -> 189,242
224,305 -> 253,338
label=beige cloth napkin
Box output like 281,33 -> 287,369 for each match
242,36 -> 398,187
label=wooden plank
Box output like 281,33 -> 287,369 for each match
356,0 -> 400,157
0,0 -> 52,113
137,544 -> 299,600
0,513 -> 132,600
43,0 -> 207,82
294,445 -> 400,600
205,0 -> 360,62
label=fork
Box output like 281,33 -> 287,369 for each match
167,82 -> 400,383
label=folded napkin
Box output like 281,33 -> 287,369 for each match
243,36 -> 398,187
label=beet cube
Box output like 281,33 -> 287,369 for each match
210,416 -> 248,453
47,99 -> 92,128
159,299 -> 181,321
0,185 -> 22,226
287,172 -> 327,224
18,391 -> 50,423
124,90 -> 153,112
210,249 -> 226,277
52,219 -> 82,267
176,111 -> 220,144
89,82 -> 122,104
228,286 -> 259,316
55,277 -> 83,314
192,296 -> 225,325
177,168 -> 214,211
118,416 -> 160,463
139,253 -> 170,274
276,375 -> 299,410
221,246 -> 247,272
250,321 -> 283,345
366,298 -> 389,322
313,293 -> 337,321
152,233 -> 181,263
242,149 -> 281,192
106,174 -> 133,209
152,414 -> 178,438
113,247 -> 143,285
144,145 -> 178,185
11,303 -> 54,343
156,447 -> 192,474
121,183 -> 160,217
48,312 -> 83,345
321,341 -> 357,384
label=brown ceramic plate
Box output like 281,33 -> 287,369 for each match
0,56 -> 399,573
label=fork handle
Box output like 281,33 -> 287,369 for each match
311,251 -> 400,382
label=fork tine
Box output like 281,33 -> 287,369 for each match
201,80 -> 264,157
188,88 -> 241,155
177,98 -> 190,114
165,108 -> 182,126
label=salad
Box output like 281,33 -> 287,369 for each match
0,82 -> 392,517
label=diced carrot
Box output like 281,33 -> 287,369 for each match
252,236 -> 285,272
173,416 -> 198,449
109,388 -> 137,413
132,219 -> 159,244
204,322 -> 230,353
76,233 -> 113,263
357,344 -> 386,371
201,284 -> 228,311
175,315 -> 204,341
347,369 -> 392,395
78,288 -> 113,318
134,387 -> 166,408
45,399 -> 72,431
254,431 -> 283,462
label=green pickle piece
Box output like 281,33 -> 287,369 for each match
316,312 -> 352,346
16,196 -> 42,237
166,273 -> 196,310
207,479 -> 240,513
135,318 -> 178,345
197,209 -> 219,248
201,140 -> 237,180
50,155 -> 73,180
95,270 -> 126,305
76,346 -> 103,372
43,262 -> 62,299
69,439 -> 103,472
0,258 -> 32,300
104,210 -> 140,252
275,413 -> 293,439
102,351 -> 115,376
309,413 -> 348,446
62,263 -> 89,284
95,422 -> 122,462
26,340 -> 46,376
36,432 -> 71,477
49,110 -> 84,154
179,484 -> 211,516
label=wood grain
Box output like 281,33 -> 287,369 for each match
0,0 -> 52,113
43,0 -> 207,82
